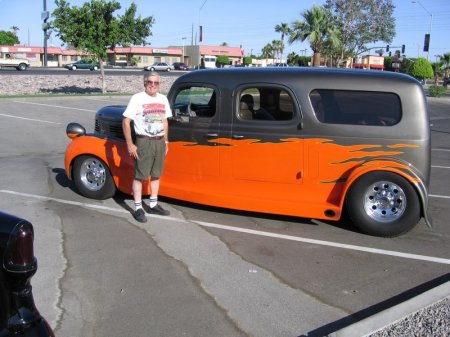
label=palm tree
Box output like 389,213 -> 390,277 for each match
439,52 -> 450,79
288,5 -> 338,67
10,26 -> 19,35
275,22 -> 290,62
261,43 -> 274,66
271,40 -> 283,63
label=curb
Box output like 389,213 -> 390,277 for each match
328,280 -> 450,337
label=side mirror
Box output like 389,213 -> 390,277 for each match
66,122 -> 86,139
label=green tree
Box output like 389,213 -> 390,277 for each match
243,56 -> 252,66
50,0 -> 153,93
409,58 -> 434,81
324,0 -> 395,66
289,5 -> 339,67
0,30 -> 20,45
216,55 -> 229,67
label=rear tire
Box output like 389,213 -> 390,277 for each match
346,171 -> 420,237
73,155 -> 116,200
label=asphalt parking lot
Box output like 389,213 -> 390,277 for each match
0,95 -> 449,337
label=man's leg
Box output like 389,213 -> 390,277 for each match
148,177 -> 170,216
132,179 -> 147,222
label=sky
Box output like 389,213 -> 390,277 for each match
0,0 -> 449,60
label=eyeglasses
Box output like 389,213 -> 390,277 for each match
145,81 -> 160,86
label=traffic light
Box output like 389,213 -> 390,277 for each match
386,45 -> 389,52
401,44 -> 405,54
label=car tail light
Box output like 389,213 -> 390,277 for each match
5,221 -> 37,273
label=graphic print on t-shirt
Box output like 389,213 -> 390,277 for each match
142,103 -> 165,136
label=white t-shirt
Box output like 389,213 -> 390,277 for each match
123,91 -> 172,137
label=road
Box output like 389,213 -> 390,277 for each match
0,95 -> 449,337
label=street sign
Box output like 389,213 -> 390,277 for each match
41,11 -> 49,21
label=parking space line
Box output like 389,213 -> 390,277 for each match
1,189 -> 450,265
429,194 -> 450,199
84,97 -> 128,103
12,101 -> 96,112
0,113 -> 62,124
432,165 -> 450,169
196,221 -> 450,265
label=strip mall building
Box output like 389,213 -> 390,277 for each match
0,44 -> 245,68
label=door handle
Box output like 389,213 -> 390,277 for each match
204,133 -> 218,138
232,135 -> 244,139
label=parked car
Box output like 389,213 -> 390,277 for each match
172,62 -> 188,71
64,67 -> 431,237
0,212 -> 54,336
0,52 -> 30,71
64,59 -> 99,71
144,62 -> 172,72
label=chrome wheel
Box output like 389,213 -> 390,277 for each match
363,181 -> 407,222
79,157 -> 107,191
346,171 -> 419,237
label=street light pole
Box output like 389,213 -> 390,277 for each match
412,0 -> 433,60
182,37 -> 186,63
42,0 -> 49,67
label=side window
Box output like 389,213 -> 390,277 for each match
172,86 -> 216,118
238,87 -> 294,121
310,89 -> 401,126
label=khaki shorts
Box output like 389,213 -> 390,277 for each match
134,136 -> 166,180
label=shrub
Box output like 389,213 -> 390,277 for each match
409,58 -> 434,81
428,84 -> 447,97
216,55 -> 229,67
243,56 -> 252,66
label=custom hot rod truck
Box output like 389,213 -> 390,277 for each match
65,67 -> 431,237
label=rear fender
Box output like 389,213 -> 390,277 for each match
339,157 -> 431,227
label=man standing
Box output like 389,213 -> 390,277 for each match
122,72 -> 172,222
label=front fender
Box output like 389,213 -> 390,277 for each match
339,157 -> 431,227
65,134 -> 136,195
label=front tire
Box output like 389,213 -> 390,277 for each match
17,63 -> 27,71
346,171 -> 420,237
71,65 -> 77,70
73,155 -> 116,199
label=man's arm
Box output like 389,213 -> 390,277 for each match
122,117 -> 138,159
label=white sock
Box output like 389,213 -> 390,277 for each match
149,197 -> 157,208
134,201 -> 142,211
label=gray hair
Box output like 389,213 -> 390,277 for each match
144,71 -> 160,81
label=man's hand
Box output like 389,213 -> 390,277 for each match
127,143 -> 139,159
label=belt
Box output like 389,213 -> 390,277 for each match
136,135 -> 164,140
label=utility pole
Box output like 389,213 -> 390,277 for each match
42,0 -> 49,67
